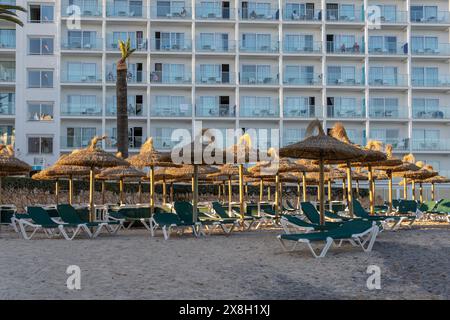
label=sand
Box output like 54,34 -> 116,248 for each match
0,222 -> 448,300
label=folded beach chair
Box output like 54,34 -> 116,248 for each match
300,202 -> 344,229
151,211 -> 202,239
18,206 -> 91,240
277,220 -> 380,258
57,204 -> 122,238
174,201 -> 235,235
353,199 -> 413,230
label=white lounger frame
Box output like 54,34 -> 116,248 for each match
150,218 -> 204,240
277,225 -> 380,258
18,219 -> 92,241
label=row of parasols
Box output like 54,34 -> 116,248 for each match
0,120 -> 447,225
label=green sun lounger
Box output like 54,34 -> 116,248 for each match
280,214 -> 338,234
18,206 -> 91,240
277,219 -> 380,258
107,207 -> 152,232
353,199 -> 415,230
300,202 -> 344,229
57,204 -> 122,238
428,199 -> 450,222
212,202 -> 257,230
151,211 -> 202,239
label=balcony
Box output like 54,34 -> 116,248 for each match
196,71 -> 234,85
326,7 -> 363,22
151,38 -> 192,52
412,76 -> 450,87
150,71 -> 192,84
61,37 -> 102,51
410,11 -> 450,24
240,8 -> 279,21
106,36 -> 148,51
411,43 -> 450,56
61,104 -> 102,116
153,136 -> 181,150
369,107 -> 408,119
150,5 -> 192,19
0,30 -> 15,49
196,39 -> 236,53
327,73 -> 364,86
240,41 -> 279,53
60,71 -> 102,84
61,136 -> 96,149
379,11 -> 408,24
369,75 -> 408,87
61,1 -> 102,17
196,104 -> 235,117
105,101 -> 145,117
378,138 -> 410,151
327,105 -> 365,119
106,135 -> 144,149
327,40 -> 364,54
106,3 -> 146,18
240,72 -> 278,85
412,140 -> 450,152
0,102 -> 14,115
283,41 -> 321,54
240,104 -> 279,118
151,103 -> 192,117
283,8 -> 321,22
284,74 -> 321,86
106,69 -> 147,84
283,131 -> 304,146
284,105 -> 320,118
412,106 -> 450,119
369,44 -> 408,55
0,68 -> 15,83
196,6 -> 235,20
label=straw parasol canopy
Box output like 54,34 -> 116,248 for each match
0,145 -> 32,204
279,120 -> 366,224
0,145 -> 32,173
57,136 -> 128,221
419,175 -> 450,201
391,154 -> 420,200
401,161 -> 437,180
128,137 -> 179,216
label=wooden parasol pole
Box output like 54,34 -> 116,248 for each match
346,163 -> 354,217
259,178 -> 264,202
388,171 -> 393,213
302,171 -> 307,202
149,165 -> 155,216
69,175 -> 73,205
238,164 -> 244,219
368,165 -> 374,215
419,182 -> 423,203
431,182 -> 435,201
228,177 -> 232,216
138,181 -> 142,204
193,164 -> 199,223
411,180 -> 416,201
297,177 -> 301,209
403,177 -> 408,199
319,158 -> 325,225
89,167 -> 95,222
55,178 -> 59,204
119,177 -> 124,205
162,177 -> 167,206
101,180 -> 105,205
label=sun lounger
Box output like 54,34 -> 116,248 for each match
353,199 -> 415,230
57,204 -> 122,238
277,220 -> 380,258
107,207 -> 152,232
18,206 -> 91,240
280,214 -> 341,234
151,210 -> 202,239
174,201 -> 235,235
428,199 -> 450,222
300,202 -> 344,229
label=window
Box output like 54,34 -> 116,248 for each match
28,69 -> 53,88
29,37 -> 53,55
67,31 -> 97,49
411,36 -> 438,53
411,6 -> 438,22
29,4 -> 54,23
28,136 -> 53,154
27,102 -> 53,121
327,66 -> 356,84
0,92 -> 15,114
285,34 -> 313,52
0,29 -> 15,48
67,127 -> 97,148
285,65 -> 314,83
242,33 -> 271,51
67,62 -> 97,82
412,67 -> 438,86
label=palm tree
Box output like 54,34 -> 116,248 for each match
116,38 -> 135,158
0,4 -> 26,26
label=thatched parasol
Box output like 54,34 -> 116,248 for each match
208,164 -> 248,215
279,120 -> 366,224
406,161 -> 438,202
97,165 -> 145,204
57,136 -> 128,221
32,169 -> 61,204
128,137 -> 177,218
45,158 -> 93,205
0,145 -> 32,204
153,167 -> 179,205
419,175 -> 450,201
391,154 -> 420,200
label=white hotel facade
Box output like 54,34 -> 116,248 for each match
1,0 -> 450,174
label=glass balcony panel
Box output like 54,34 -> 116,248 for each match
61,36 -> 102,50
327,105 -> 365,118
151,102 -> 192,117
150,70 -> 192,84
106,2 -> 146,18
240,40 -> 279,53
196,4 -> 235,19
0,30 -> 15,49
283,8 -> 321,21
240,8 -> 279,20
151,37 -> 191,52
151,5 -> 192,19
61,103 -> 102,116
412,106 -> 450,119
369,106 -> 408,119
412,139 -> 450,151
284,39 -> 321,53
61,0 -> 102,17
196,39 -> 236,52
283,104 -> 321,118
106,69 -> 147,83
196,104 -> 235,117
196,70 -> 234,84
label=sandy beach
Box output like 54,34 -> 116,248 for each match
0,222 -> 448,300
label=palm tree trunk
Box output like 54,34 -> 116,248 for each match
116,61 -> 129,158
